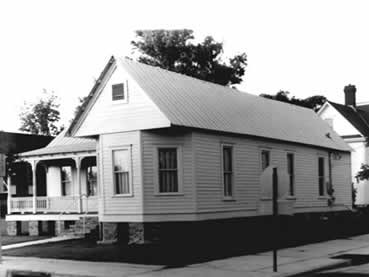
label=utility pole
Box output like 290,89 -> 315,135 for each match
272,167 -> 278,272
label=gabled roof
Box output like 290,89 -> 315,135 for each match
68,56 -> 350,152
20,129 -> 96,157
328,101 -> 369,137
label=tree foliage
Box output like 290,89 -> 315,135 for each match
73,96 -> 89,120
131,29 -> 247,86
19,90 -> 62,136
259,91 -> 327,112
356,164 -> 369,182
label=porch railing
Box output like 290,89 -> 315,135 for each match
9,196 -> 98,214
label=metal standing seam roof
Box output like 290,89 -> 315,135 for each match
117,57 -> 350,152
20,129 -> 96,157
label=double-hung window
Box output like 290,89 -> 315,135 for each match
87,166 -> 97,196
113,148 -> 132,195
318,157 -> 325,196
287,153 -> 295,196
158,148 -> 179,193
222,145 -> 233,198
61,166 -> 72,196
261,150 -> 270,171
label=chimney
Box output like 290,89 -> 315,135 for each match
344,84 -> 356,107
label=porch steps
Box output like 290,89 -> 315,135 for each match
62,216 -> 99,237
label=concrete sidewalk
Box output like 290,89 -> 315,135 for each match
2,234 -> 369,277
2,235 -> 82,250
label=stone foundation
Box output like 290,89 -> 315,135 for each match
7,221 -> 17,236
128,223 -> 145,244
101,222 -> 118,243
55,220 -> 65,236
29,221 -> 39,236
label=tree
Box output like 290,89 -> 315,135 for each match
131,29 -> 247,86
19,90 -> 62,136
356,164 -> 369,182
73,96 -> 88,119
260,90 -> 327,112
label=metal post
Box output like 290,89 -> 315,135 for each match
272,167 -> 278,272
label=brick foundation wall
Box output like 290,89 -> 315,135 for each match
7,221 -> 17,236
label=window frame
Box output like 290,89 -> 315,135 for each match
286,152 -> 295,196
154,145 -> 183,196
318,156 -> 326,196
111,146 -> 133,197
60,166 -> 72,196
86,165 -> 97,197
111,81 -> 128,103
260,149 -> 271,172
221,143 -> 235,200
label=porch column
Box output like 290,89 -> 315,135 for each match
31,160 -> 38,214
74,157 -> 82,213
7,175 -> 11,215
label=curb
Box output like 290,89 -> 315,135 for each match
284,258 -> 351,277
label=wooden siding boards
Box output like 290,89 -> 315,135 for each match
193,131 -> 352,215
74,61 -> 170,137
97,128 -> 351,222
99,131 -> 143,219
141,130 -> 196,214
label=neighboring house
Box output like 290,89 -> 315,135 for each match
5,129 -> 98,236
318,85 -> 369,206
61,56 -> 352,244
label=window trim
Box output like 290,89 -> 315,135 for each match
221,143 -> 235,200
286,152 -> 295,196
111,81 -> 129,104
260,148 -> 271,172
111,146 -> 133,197
318,156 -> 326,196
154,145 -> 183,195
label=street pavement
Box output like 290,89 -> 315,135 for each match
3,234 -> 369,276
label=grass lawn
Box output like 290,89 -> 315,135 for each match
2,238 -> 258,266
2,235 -> 51,246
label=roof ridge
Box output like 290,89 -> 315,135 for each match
120,57 -> 314,112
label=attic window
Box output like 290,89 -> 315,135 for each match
112,83 -> 125,101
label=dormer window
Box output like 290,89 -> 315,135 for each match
112,83 -> 125,101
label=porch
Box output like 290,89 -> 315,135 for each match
7,153 -> 98,216
10,195 -> 98,214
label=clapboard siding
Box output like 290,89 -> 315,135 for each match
100,131 -> 143,215
141,130 -> 196,214
332,152 -> 352,206
75,62 -> 170,137
193,131 -> 351,214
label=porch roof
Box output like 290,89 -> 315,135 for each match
19,129 -> 96,157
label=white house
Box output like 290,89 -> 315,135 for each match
318,85 -> 369,206
63,56 -> 352,243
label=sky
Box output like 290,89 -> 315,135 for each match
1,0 -> 369,132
